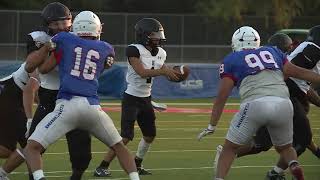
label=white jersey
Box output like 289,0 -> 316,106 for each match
125,44 -> 166,97
288,42 -> 320,93
29,31 -> 60,90
11,62 -> 29,90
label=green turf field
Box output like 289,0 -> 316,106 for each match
4,99 -> 320,180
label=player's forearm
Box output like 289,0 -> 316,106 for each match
25,46 -> 50,73
210,99 -> 226,126
38,53 -> 57,74
284,62 -> 320,84
307,88 -> 320,107
23,91 -> 34,119
23,77 -> 39,119
139,69 -> 164,78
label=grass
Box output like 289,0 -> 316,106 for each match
3,99 -> 320,180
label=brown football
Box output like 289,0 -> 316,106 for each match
169,65 -> 190,82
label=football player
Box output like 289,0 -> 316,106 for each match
93,18 -> 178,177
0,2 -> 92,180
0,63 -> 38,180
196,26 -> 320,180
23,11 -> 140,180
228,32 -> 320,180
262,26 -> 320,179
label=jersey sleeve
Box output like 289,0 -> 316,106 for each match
51,33 -> 62,44
291,44 -> 320,69
273,47 -> 288,66
108,46 -> 115,58
219,55 -> 237,84
126,46 -> 140,58
26,35 -> 40,55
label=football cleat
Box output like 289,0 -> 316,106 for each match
137,167 -> 152,175
265,170 -> 286,180
93,166 -> 111,177
214,145 -> 223,175
290,166 -> 304,180
151,101 -> 167,112
0,176 -> 9,180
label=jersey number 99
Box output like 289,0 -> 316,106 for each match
245,50 -> 279,70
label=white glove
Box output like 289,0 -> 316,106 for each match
25,118 -> 32,138
46,39 -> 56,51
106,56 -> 114,68
198,124 -> 216,141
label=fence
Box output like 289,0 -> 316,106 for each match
0,10 -> 318,62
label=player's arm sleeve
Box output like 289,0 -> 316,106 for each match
291,44 -> 320,69
219,57 -> 237,85
274,48 -> 289,67
126,46 -> 140,59
26,35 -> 40,55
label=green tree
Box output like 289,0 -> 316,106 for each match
195,0 -> 308,28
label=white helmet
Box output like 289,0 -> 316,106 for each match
231,26 -> 260,52
72,11 -> 102,39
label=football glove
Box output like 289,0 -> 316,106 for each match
46,40 -> 56,51
198,124 -> 216,141
106,56 -> 114,68
25,118 -> 32,138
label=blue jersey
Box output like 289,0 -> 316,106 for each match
52,32 -> 115,105
219,46 -> 288,87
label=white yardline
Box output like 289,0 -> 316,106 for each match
56,133 -> 320,142
43,149 -> 281,156
11,164 -> 320,175
100,102 -> 320,107
100,102 -> 240,106
44,149 -> 217,155
57,136 -> 225,142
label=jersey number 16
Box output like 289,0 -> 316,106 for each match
71,47 -> 99,80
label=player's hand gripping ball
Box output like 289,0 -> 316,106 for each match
168,65 -> 190,82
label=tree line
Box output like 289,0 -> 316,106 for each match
0,0 -> 319,28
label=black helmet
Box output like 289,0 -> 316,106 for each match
135,18 -> 166,48
41,2 -> 71,26
268,33 -> 293,53
307,25 -> 320,46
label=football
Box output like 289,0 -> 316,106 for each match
168,65 -> 190,82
